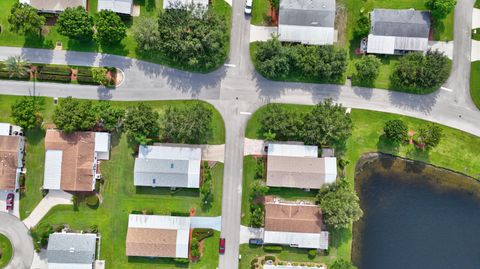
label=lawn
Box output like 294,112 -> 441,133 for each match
0,0 -> 231,73
243,103 -> 480,265
0,234 -> 13,268
470,61 -> 480,110
251,0 -> 271,25
476,0 -> 480,8
473,28 -> 480,41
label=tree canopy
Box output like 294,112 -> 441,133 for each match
426,0 -> 456,19
354,13 -> 370,38
330,259 -> 358,269
11,97 -> 43,129
123,103 -> 160,145
91,102 -> 125,132
94,10 -> 126,46
57,7 -> 94,41
259,104 -> 302,141
53,97 -> 96,133
417,124 -> 443,150
255,36 -> 291,78
8,3 -> 45,35
354,55 -> 381,86
383,119 -> 409,144
132,16 -> 161,52
4,55 -> 30,79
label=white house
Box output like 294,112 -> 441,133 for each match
97,0 -> 133,15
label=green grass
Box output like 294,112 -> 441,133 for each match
251,0 -> 271,25
0,234 -> 13,268
473,28 -> 480,41
475,0 -> 480,9
0,0 -> 230,73
470,61 -> 480,110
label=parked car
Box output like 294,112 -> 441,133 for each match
219,238 -> 226,254
244,0 -> 252,15
249,238 -> 264,245
6,193 -> 14,211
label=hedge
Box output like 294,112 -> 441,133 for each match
38,65 -> 71,76
174,258 -> 189,264
37,73 -> 71,83
263,245 -> 283,252
171,211 -> 190,217
0,71 -> 29,80
77,75 -> 97,85
77,66 -> 93,76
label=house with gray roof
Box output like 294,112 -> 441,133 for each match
20,0 -> 86,13
47,233 -> 98,269
367,9 -> 431,55
278,0 -> 337,45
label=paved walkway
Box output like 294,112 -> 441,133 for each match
429,41 -> 454,59
249,25 -> 277,42
22,190 -> 72,229
190,216 -> 222,231
0,213 -> 33,269
239,225 -> 264,244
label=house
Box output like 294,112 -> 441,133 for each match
0,123 -> 25,192
126,214 -> 190,258
47,232 -> 98,269
367,9 -> 431,55
134,145 -> 202,188
278,0 -> 336,45
20,0 -> 87,13
264,265 -> 326,269
266,143 -> 337,189
263,197 -> 329,250
43,130 -> 111,192
162,0 -> 209,9
97,0 -> 133,15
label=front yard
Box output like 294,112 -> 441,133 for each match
471,61 -> 480,110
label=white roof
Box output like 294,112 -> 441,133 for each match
278,25 -> 335,45
367,34 -> 429,55
48,263 -> 92,269
43,150 -> 63,190
138,145 -> 201,160
268,143 -> 318,157
97,0 -> 133,14
263,231 -> 329,249
162,0 -> 209,9
94,132 -> 110,153
0,123 -> 10,136
264,265 -> 326,269
323,157 -> 337,184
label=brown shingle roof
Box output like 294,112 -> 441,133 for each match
0,136 -> 20,190
267,156 -> 326,189
45,130 -> 95,192
265,201 -> 323,233
126,228 -> 177,257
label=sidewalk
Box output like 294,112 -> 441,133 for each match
23,190 -> 72,229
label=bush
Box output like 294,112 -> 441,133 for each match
38,65 -> 72,76
263,245 -> 283,252
190,237 -> 200,257
250,205 -> 264,228
254,159 -> 264,180
76,75 -> 97,85
192,228 -> 214,241
264,255 -> 276,261
85,195 -> 99,207
308,249 -> 317,258
383,119 -> 409,144
37,73 -> 71,83
354,13 -> 370,37
174,258 -> 189,264
76,66 -> 93,76
0,71 -> 29,80
92,67 -> 110,86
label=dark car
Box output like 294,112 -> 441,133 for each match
249,238 -> 264,245
219,238 -> 226,254
6,193 -> 14,211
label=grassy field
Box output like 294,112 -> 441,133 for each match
0,234 -> 13,268
0,0 -> 230,73
470,61 -> 480,110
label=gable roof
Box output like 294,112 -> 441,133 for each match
21,0 -> 86,12
267,143 -> 318,158
370,9 -> 431,38
264,200 -> 322,233
279,0 -> 335,28
0,136 -> 23,190
97,0 -> 133,15
47,233 -> 96,266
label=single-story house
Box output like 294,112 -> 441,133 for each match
266,143 -> 337,189
47,232 -> 98,269
97,0 -> 133,15
20,0 -> 86,13
264,265 -> 326,269
134,145 -> 201,188
126,214 -> 191,258
278,0 -> 336,45
367,8 -> 431,55
43,130 -> 111,192
163,0 -> 209,9
0,123 -> 25,191
263,197 -> 329,250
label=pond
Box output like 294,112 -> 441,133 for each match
352,154 -> 480,269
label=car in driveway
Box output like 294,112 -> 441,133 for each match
249,238 -> 264,245
6,193 -> 14,211
244,0 -> 252,15
219,238 -> 226,254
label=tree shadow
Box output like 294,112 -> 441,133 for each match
329,227 -> 351,249
135,186 -> 200,197
376,134 -> 400,156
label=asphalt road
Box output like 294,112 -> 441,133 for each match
0,212 -> 34,269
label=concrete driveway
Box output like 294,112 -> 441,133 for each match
239,225 -> 264,244
190,216 -> 222,231
250,25 -> 277,42
23,190 -> 72,229
429,41 -> 454,59
0,212 -> 33,269
473,41 -> 480,61
473,8 -> 480,28
0,191 -> 20,218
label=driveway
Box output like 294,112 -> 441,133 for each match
190,216 -> 222,231
0,191 -> 20,218
473,8 -> 480,28
429,41 -> 454,59
239,225 -> 264,244
0,212 -> 33,269
23,190 -> 72,229
153,142 -> 225,162
249,25 -> 277,42
472,40 -> 480,61
244,138 -> 266,156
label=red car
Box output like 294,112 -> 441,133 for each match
219,238 -> 226,254
6,193 -> 14,211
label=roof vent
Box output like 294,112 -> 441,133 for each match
69,247 -> 75,253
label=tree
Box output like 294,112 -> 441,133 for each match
383,119 -> 409,144
161,103 -> 213,144
317,179 -> 363,229
53,97 -> 96,133
294,45 -> 321,77
11,97 -> 43,129
426,0 -> 456,20
91,102 -> 125,132
92,68 -> 110,86
354,55 -> 381,86
331,259 -> 357,269
132,16 -> 161,52
249,180 -> 269,201
302,99 -> 353,147
8,3 -> 45,35
354,13 -> 370,38
94,10 -> 126,46
259,104 -> 302,141
316,45 -> 347,82
250,205 -> 264,228
255,35 -> 291,78
4,55 -> 30,79
200,179 -> 214,206
123,103 -> 160,144
190,237 -> 200,257
57,7 -> 94,41
417,124 -> 443,150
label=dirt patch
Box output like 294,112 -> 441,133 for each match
335,4 -> 347,47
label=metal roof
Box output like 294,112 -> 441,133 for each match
94,133 -> 110,154
20,0 -> 87,12
366,34 -> 429,54
43,150 -> 63,190
263,231 -> 329,249
370,9 -> 431,38
47,233 -> 96,266
267,143 -> 318,158
162,0 -> 209,9
97,0 -> 133,15
0,123 -> 10,136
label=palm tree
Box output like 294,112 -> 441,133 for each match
4,54 -> 30,79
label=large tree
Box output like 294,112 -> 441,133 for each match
57,7 -> 94,41
8,3 -> 45,35
91,102 -> 125,132
317,179 -> 363,229
94,10 -> 126,46
132,16 -> 161,52
426,0 -> 456,20
417,124 -> 443,150
123,103 -> 160,144
302,99 -> 353,147
330,259 -> 358,269
161,103 -> 213,144
255,35 -> 291,78
4,55 -> 30,79
354,55 -> 381,86
11,97 -> 43,129
316,45 -> 347,82
383,119 -> 409,144
53,97 -> 96,133
259,104 -> 302,141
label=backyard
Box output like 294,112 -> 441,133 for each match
471,61 -> 480,110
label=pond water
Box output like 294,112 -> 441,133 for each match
352,154 -> 480,269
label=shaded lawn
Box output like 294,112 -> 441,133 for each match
347,55 -> 399,89
473,28 -> 480,41
471,61 -> 480,110
476,0 -> 480,8
0,233 -> 13,268
251,0 -> 271,26
37,132 -> 223,268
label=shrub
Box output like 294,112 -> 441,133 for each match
264,255 -> 276,261
76,66 -> 93,76
192,228 -> 214,241
171,211 -> 190,217
85,195 -> 99,207
76,75 -> 97,85
383,119 -> 409,144
254,158 -> 264,180
417,124 -> 443,150
190,238 -> 200,257
174,258 -> 189,264
308,249 -> 317,258
92,67 -> 110,86
36,73 -> 71,83
263,245 -> 283,252
250,205 -> 264,228
38,65 -> 72,76
0,71 -> 29,80
354,13 -> 370,37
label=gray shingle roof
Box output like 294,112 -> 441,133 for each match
47,233 -> 96,265
279,0 -> 335,28
371,9 -> 431,38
